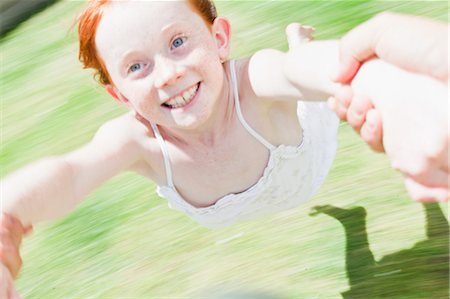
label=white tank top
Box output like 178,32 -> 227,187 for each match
150,60 -> 339,229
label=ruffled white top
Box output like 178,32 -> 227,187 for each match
150,60 -> 339,229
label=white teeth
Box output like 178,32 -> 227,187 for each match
164,84 -> 199,108
182,90 -> 191,101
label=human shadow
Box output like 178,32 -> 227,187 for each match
310,204 -> 449,299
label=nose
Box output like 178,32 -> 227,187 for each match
153,56 -> 185,89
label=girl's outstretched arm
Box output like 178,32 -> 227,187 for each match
2,113 -> 145,226
248,25 -> 449,202
1,113 -> 150,297
248,38 -> 342,101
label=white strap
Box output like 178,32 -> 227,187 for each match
229,60 -> 275,150
150,123 -> 174,188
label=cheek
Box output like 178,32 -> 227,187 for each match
122,82 -> 158,113
190,50 -> 223,85
188,40 -> 222,69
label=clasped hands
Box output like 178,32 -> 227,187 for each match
286,13 -> 449,202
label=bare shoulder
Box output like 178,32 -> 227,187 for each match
92,112 -> 159,174
233,55 -> 300,109
239,51 -> 302,102
231,57 -> 301,145
94,112 -> 152,147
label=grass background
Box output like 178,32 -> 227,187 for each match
1,0 -> 448,298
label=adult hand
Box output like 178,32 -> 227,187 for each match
334,12 -> 449,84
331,12 -> 448,153
0,214 -> 29,299
0,214 -> 31,279
331,13 -> 449,202
285,23 -> 385,151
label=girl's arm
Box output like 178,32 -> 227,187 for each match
2,113 -> 145,226
248,33 -> 448,201
248,37 -> 447,110
248,39 -> 341,101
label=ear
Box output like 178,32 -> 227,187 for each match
212,17 -> 231,62
106,84 -> 130,105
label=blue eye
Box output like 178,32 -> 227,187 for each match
129,63 -> 142,73
171,37 -> 186,49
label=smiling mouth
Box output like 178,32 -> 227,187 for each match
162,83 -> 200,109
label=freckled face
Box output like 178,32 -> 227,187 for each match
95,1 -> 227,130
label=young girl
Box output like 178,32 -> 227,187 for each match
1,0 -> 443,296
3,0 -> 343,230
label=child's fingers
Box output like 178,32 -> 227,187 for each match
328,97 -> 346,121
286,23 -> 303,49
360,109 -> 384,153
404,177 -> 449,202
9,285 -> 22,299
0,215 -> 25,249
298,24 -> 315,40
23,225 -> 33,236
0,215 -> 25,279
1,264 -> 21,299
285,22 -> 314,49
330,86 -> 352,121
1,265 -> 7,298
346,94 -> 374,133
0,241 -> 22,279
414,169 -> 449,188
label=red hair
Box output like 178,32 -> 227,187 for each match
78,0 -> 217,86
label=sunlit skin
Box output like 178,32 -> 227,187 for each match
2,2 -> 449,297
97,1 -> 231,135
94,1 -> 305,206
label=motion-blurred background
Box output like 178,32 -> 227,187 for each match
1,1 -> 448,298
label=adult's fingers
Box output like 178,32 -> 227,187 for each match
404,177 -> 449,202
409,167 -> 449,189
393,138 -> 449,188
334,15 -> 381,83
360,109 -> 384,153
336,12 -> 449,83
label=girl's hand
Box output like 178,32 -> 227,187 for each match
0,214 -> 31,279
285,23 -> 384,152
0,263 -> 22,299
328,86 -> 384,152
285,22 -> 315,49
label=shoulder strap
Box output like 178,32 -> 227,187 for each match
150,123 -> 174,188
230,60 -> 275,150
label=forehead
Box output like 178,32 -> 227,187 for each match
95,1 -> 205,59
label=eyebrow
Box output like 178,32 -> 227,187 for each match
160,21 -> 186,35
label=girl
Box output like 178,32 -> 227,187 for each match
3,0 -> 343,229
2,0 -> 442,297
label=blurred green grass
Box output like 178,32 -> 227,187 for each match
1,1 -> 448,298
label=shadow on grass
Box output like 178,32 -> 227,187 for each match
310,204 -> 449,299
